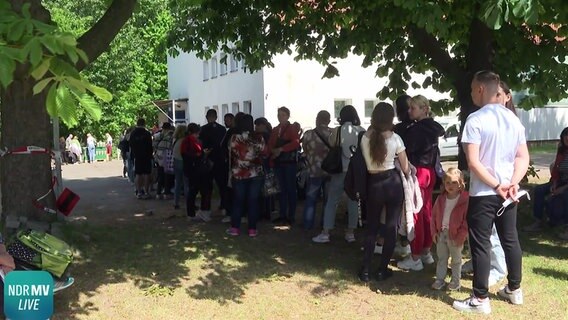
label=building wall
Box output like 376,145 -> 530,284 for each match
168,51 -> 265,125
517,106 -> 568,141
263,52 -> 449,130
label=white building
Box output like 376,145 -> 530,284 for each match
167,50 -> 450,130
167,49 -> 568,141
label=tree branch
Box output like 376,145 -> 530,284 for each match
76,0 -> 138,71
407,25 -> 464,82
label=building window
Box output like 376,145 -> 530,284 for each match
243,100 -> 252,114
210,56 -> 218,78
204,106 -> 210,118
334,99 -> 352,119
222,104 -> 229,117
220,53 -> 227,75
231,102 -> 239,114
364,99 -> 378,118
230,54 -> 239,72
213,105 -> 219,115
202,61 -> 209,81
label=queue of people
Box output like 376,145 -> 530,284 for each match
113,70 -> 566,316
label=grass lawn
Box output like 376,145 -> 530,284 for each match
528,142 -> 558,154
52,188 -> 568,320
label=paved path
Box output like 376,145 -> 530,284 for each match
62,161 -> 181,225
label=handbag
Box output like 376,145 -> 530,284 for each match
319,126 -> 344,174
262,169 -> 281,196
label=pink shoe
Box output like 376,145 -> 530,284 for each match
248,229 -> 258,237
226,228 -> 239,236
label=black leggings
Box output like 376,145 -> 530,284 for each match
362,170 -> 404,271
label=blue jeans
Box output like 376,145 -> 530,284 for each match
231,177 -> 263,230
489,225 -> 506,284
532,181 -> 551,221
275,163 -> 298,222
302,176 -> 328,229
323,172 -> 358,230
88,146 -> 95,163
174,159 -> 188,207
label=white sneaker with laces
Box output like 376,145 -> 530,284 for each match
498,286 -> 523,305
452,296 -> 491,314
221,216 -> 231,223
421,252 -> 435,265
312,233 -> 330,243
396,256 -> 424,271
344,233 -> 356,243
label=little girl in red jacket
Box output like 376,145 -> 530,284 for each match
430,167 -> 469,291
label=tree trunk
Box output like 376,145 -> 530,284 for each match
0,0 -> 137,227
0,81 -> 54,221
456,17 -> 496,170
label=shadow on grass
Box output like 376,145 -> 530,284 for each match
533,267 -> 568,281
51,180 -> 568,318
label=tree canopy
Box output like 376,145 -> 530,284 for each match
169,0 -> 568,115
45,0 -> 171,140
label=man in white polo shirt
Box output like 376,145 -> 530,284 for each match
452,71 -> 530,314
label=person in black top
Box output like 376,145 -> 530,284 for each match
396,95 -> 445,271
393,94 -> 414,141
129,118 -> 154,199
199,109 -> 228,216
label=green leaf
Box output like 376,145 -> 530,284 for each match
58,34 -> 77,47
482,1 -> 503,30
33,77 -> 52,95
76,48 -> 89,64
49,58 -> 81,79
40,35 -> 64,54
21,3 -> 31,19
77,93 -> 103,120
46,84 -> 58,117
25,38 -> 43,67
0,46 -> 24,63
87,84 -> 113,102
64,76 -> 87,94
0,54 -> 15,88
8,20 -> 26,41
65,46 -> 79,64
55,86 -> 79,127
31,57 -> 52,79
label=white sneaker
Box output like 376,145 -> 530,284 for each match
344,233 -> 356,243
221,216 -> 231,223
312,233 -> 330,243
394,243 -> 411,257
421,252 -> 435,265
396,256 -> 424,271
452,296 -> 491,314
194,210 -> 212,222
498,286 -> 523,305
